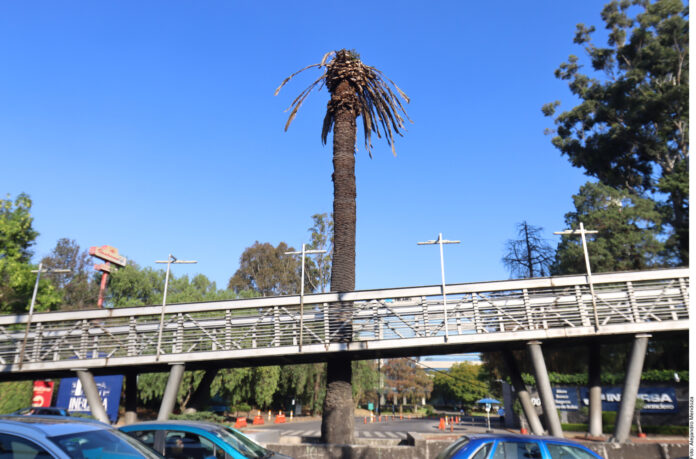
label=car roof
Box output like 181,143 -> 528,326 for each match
0,415 -> 109,437
464,433 -> 591,445
120,420 -> 224,432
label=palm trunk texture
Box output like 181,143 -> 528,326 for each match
321,79 -> 357,445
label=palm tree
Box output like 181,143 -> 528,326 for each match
276,49 -> 410,444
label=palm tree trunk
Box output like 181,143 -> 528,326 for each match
321,79 -> 356,445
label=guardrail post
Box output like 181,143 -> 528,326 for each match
523,289 -> 534,330
175,313 -> 184,353
31,323 -> 42,362
422,297 -> 429,337
678,278 -> 689,314
80,320 -> 89,359
128,317 -> 137,356
472,294 -> 481,334
225,310 -> 232,350
292,322 -> 297,346
575,285 -> 591,327
252,331 -> 257,349
323,303 -> 330,347
455,301 -> 462,335
627,281 -> 640,322
273,306 -> 280,347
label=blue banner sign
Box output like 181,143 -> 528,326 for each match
56,375 -> 123,422
579,387 -> 678,413
553,387 -> 580,410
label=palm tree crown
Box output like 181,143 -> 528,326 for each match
276,49 -> 411,157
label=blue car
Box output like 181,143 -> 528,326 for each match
120,420 -> 291,459
0,415 -> 163,459
436,434 -> 604,459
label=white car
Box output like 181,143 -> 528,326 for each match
0,415 -> 163,459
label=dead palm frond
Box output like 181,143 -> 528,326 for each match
275,49 -> 411,157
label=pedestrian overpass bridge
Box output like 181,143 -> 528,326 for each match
0,267 -> 688,380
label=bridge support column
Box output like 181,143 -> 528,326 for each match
75,369 -> 110,424
185,368 -> 219,413
124,372 -> 138,425
502,349 -> 543,435
588,342 -> 602,437
527,341 -> 563,437
158,363 -> 185,421
611,334 -> 650,443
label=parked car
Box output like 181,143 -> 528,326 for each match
0,415 -> 164,459
435,433 -> 604,459
14,407 -> 71,416
120,420 -> 292,459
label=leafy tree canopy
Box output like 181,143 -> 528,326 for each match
432,362 -> 489,407
228,241 -> 316,297
553,181 -> 664,274
544,0 -> 689,264
41,238 -> 99,311
383,358 -> 433,403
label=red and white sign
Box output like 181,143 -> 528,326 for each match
32,380 -> 54,407
89,246 -> 127,267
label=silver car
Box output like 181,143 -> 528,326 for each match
0,416 -> 163,459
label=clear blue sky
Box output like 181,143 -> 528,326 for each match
1,1 -> 608,292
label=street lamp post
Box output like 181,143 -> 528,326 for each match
554,222 -> 600,330
18,263 -> 71,368
155,254 -> 197,360
418,233 -> 460,342
285,244 -> 326,351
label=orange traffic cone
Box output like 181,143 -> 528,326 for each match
438,418 -> 445,430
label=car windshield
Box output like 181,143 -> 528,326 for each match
50,428 -> 163,459
435,436 -> 471,459
215,427 -> 269,459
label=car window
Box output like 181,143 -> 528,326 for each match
492,441 -> 542,459
471,442 -> 493,459
434,436 -> 472,459
0,434 -> 54,459
50,428 -> 162,459
127,431 -> 156,448
164,431 -> 222,459
546,443 -> 598,459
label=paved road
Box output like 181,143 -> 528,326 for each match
248,415 -> 508,440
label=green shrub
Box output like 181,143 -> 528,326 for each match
233,403 -> 251,413
170,411 -> 224,422
0,381 -> 33,413
602,411 -> 617,425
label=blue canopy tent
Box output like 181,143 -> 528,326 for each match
476,398 -> 501,431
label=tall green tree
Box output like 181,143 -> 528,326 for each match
383,358 -> 433,412
228,241 -> 315,297
543,0 -> 688,265
0,193 -> 60,314
553,181 -> 663,274
277,49 -> 410,444
307,213 -> 333,293
501,222 -> 554,278
41,238 -> 99,311
432,362 -> 489,408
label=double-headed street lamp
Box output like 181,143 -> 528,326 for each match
554,222 -> 599,330
285,244 -> 326,351
418,233 -> 460,342
155,254 -> 197,360
18,263 -> 71,368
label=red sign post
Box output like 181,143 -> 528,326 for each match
89,246 -> 127,308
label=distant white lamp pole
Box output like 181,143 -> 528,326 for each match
554,222 -> 600,330
18,263 -> 71,368
285,244 -> 326,351
418,233 -> 460,342
155,254 -> 197,360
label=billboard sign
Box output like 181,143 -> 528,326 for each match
553,387 -> 580,411
89,246 -> 127,267
56,375 -> 123,422
579,386 -> 678,413
32,381 -> 54,407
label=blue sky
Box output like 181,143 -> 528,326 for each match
0,1 -> 609,292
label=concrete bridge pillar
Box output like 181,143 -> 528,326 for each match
611,334 -> 650,443
124,372 -> 138,425
588,342 -> 602,437
502,349 -> 544,435
74,369 -> 110,424
158,363 -> 185,420
527,341 -> 563,437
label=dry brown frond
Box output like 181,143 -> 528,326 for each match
276,49 -> 410,156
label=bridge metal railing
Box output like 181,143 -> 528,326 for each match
0,268 -> 688,372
